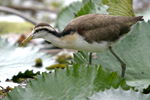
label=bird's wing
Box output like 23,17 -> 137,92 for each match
62,14 -> 142,43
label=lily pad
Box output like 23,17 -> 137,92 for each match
56,1 -> 84,31
76,0 -> 108,17
56,0 -> 108,31
2,64 -> 131,100
0,37 -> 53,87
88,87 -> 150,100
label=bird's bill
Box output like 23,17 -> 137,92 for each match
20,34 -> 34,46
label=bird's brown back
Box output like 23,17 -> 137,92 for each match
62,13 -> 143,43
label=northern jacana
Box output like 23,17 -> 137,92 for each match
21,13 -> 143,78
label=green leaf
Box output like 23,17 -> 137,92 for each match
106,0 -> 135,17
73,51 -> 89,64
88,87 -> 150,100
8,70 -> 40,83
83,0 -> 102,4
56,1 -> 84,31
3,64 -> 131,100
56,1 -> 108,31
72,21 -> 150,91
76,0 -> 108,17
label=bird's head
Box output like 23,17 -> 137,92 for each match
20,23 -> 56,46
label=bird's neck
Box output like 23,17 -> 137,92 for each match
38,28 -> 77,49
41,31 -> 56,41
41,31 -> 67,48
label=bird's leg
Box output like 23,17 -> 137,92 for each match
108,47 -> 126,78
89,52 -> 92,65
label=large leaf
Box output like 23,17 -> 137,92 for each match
56,0 -> 108,31
76,0 -> 108,17
3,64 -> 131,100
88,87 -> 150,100
105,0 -> 135,17
56,1 -> 84,31
73,21 -> 150,91
0,37 -> 53,87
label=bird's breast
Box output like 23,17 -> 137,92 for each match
57,32 -> 114,53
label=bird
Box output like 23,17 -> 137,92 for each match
21,13 -> 143,78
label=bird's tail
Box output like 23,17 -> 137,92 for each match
128,16 -> 143,26
135,16 -> 144,21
